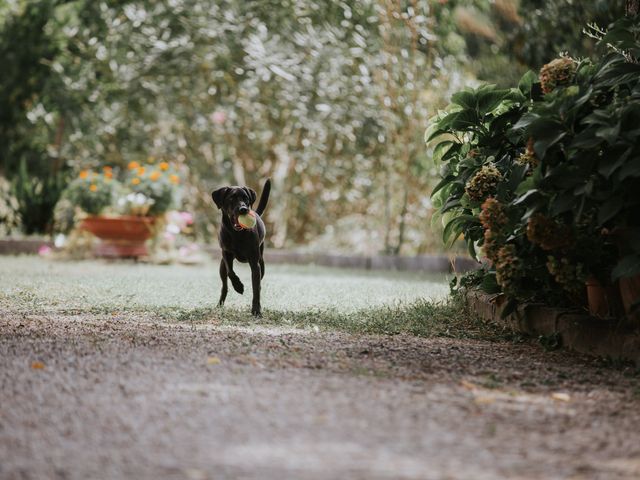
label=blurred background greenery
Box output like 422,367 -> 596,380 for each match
0,0 -> 626,254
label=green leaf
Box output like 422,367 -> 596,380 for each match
500,298 -> 519,318
432,141 -> 454,164
451,89 -> 477,110
534,132 -> 566,159
480,272 -> 501,294
517,70 -> 538,96
550,192 -> 578,215
431,175 -> 455,197
442,214 -> 479,247
512,112 -> 539,130
441,197 -> 462,214
612,255 -> 640,280
598,197 -> 623,225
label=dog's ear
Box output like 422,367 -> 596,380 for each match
243,187 -> 257,206
211,187 -> 229,209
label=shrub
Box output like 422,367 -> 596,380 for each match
428,14 -> 640,315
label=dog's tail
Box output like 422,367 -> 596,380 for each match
255,178 -> 271,216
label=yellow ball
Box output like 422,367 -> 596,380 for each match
238,211 -> 257,229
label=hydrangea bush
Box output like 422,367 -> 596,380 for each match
428,15 -> 640,317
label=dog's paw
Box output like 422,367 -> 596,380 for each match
251,308 -> 262,317
231,279 -> 244,294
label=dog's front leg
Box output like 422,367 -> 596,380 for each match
222,251 -> 244,294
249,259 -> 262,317
218,259 -> 228,306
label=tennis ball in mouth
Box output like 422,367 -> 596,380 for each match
238,210 -> 257,229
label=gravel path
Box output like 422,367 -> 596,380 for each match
2,312 -> 640,480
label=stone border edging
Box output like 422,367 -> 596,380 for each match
0,238 -> 53,255
202,245 -> 479,273
466,289 -> 640,365
0,238 -> 480,274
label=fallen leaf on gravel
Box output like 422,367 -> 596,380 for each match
460,380 -> 479,390
183,468 -> 207,480
30,361 -> 45,370
551,392 -> 571,402
474,395 -> 496,405
206,356 -> 221,365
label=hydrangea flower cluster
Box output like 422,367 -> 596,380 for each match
479,198 -> 510,263
516,138 -> 539,169
465,164 -> 503,201
539,57 -> 576,94
526,213 -> 573,251
546,256 -> 587,294
495,244 -> 522,295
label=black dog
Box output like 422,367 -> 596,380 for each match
211,179 -> 271,316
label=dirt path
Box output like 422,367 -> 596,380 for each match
1,313 -> 640,480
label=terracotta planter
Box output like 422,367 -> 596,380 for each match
81,215 -> 156,259
610,228 -> 640,325
585,276 -> 623,318
619,274 -> 640,326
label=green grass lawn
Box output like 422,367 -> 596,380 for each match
0,255 -> 503,339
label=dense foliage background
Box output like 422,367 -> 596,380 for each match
0,0 -> 627,254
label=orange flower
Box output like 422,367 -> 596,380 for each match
149,171 -> 161,181
128,161 -> 140,170
137,167 -> 146,176
103,166 -> 112,173
104,171 -> 113,179
89,184 -> 98,192
131,178 -> 141,185
79,170 -> 89,179
169,174 -> 180,184
159,162 -> 169,171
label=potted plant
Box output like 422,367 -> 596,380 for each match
64,162 -> 182,259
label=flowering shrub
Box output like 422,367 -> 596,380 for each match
428,15 -> 640,316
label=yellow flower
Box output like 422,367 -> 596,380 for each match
137,167 -> 146,176
150,171 -> 161,181
169,174 -> 180,184
89,184 -> 98,192
147,156 -> 155,163
159,162 -> 169,171
128,161 -> 140,170
79,170 -> 89,179
131,178 -> 141,185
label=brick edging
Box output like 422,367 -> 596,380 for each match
466,289 -> 640,365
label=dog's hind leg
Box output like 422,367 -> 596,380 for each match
218,259 -> 228,306
222,251 -> 244,294
259,243 -> 265,279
